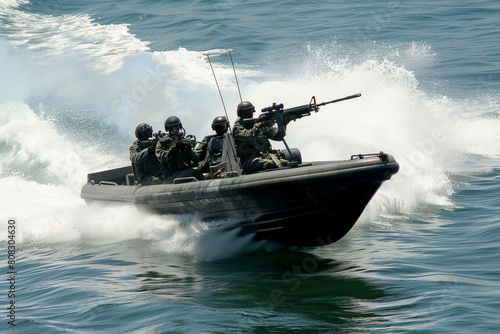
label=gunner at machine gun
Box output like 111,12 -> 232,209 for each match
235,93 -> 362,173
232,101 -> 290,173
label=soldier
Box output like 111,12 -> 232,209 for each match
195,116 -> 230,172
156,116 -> 204,183
130,123 -> 163,185
232,101 -> 289,173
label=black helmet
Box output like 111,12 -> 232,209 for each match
135,123 -> 153,141
237,101 -> 255,118
164,116 -> 182,132
164,116 -> 185,138
211,116 -> 229,135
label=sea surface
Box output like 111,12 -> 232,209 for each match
1,0 -> 500,333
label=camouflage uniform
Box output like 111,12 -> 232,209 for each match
156,136 -> 203,183
129,140 -> 163,185
194,134 -> 216,172
232,118 -> 289,173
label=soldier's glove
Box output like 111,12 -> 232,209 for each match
257,115 -> 274,128
159,137 -> 171,147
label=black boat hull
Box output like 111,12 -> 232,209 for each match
81,154 -> 399,247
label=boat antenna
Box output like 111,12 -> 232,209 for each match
207,53 -> 240,171
228,50 -> 243,102
207,54 -> 230,125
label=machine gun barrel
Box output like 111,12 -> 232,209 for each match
242,93 -> 361,128
315,93 -> 361,107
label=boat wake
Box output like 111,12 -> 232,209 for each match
0,175 -> 271,260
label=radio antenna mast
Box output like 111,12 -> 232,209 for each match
207,54 -> 230,124
228,50 -> 242,102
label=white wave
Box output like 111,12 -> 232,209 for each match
0,173 -> 266,261
236,46 -> 499,218
0,175 -> 171,244
0,100 -> 118,189
0,0 -> 149,73
0,0 -> 29,8
151,220 -> 269,262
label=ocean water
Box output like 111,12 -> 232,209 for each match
1,0 -> 499,332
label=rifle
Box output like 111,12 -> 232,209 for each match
155,134 -> 199,149
137,131 -> 167,150
172,134 -> 198,148
242,93 -> 361,128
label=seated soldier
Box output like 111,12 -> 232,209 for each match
195,115 -> 229,172
130,123 -> 163,185
232,101 -> 289,173
156,116 -> 204,183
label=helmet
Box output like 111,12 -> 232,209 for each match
164,116 -> 185,138
211,116 -> 229,135
236,101 -> 255,118
164,116 -> 182,132
135,123 -> 153,141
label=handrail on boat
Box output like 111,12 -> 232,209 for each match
98,181 -> 119,186
351,151 -> 388,162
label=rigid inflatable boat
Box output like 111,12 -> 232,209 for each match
81,133 -> 399,247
